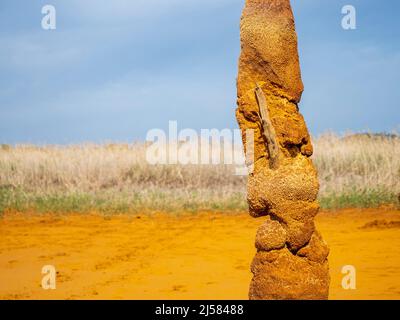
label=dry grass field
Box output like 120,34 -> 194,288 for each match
0,133 -> 399,215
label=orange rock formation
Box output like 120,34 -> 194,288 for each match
236,0 -> 330,300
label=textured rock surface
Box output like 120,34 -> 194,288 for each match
250,248 -> 330,300
236,0 -> 330,300
255,217 -> 287,251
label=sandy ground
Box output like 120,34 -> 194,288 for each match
0,208 -> 399,300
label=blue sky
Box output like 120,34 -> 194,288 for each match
0,0 -> 399,144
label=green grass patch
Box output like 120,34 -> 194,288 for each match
319,189 -> 399,210
1,186 -> 398,216
0,188 -> 249,215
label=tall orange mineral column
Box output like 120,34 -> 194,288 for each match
236,0 -> 330,300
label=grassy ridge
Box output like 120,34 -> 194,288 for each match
0,133 -> 399,214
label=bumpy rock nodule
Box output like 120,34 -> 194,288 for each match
236,0 -> 330,300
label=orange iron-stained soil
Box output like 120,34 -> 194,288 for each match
0,208 -> 399,300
